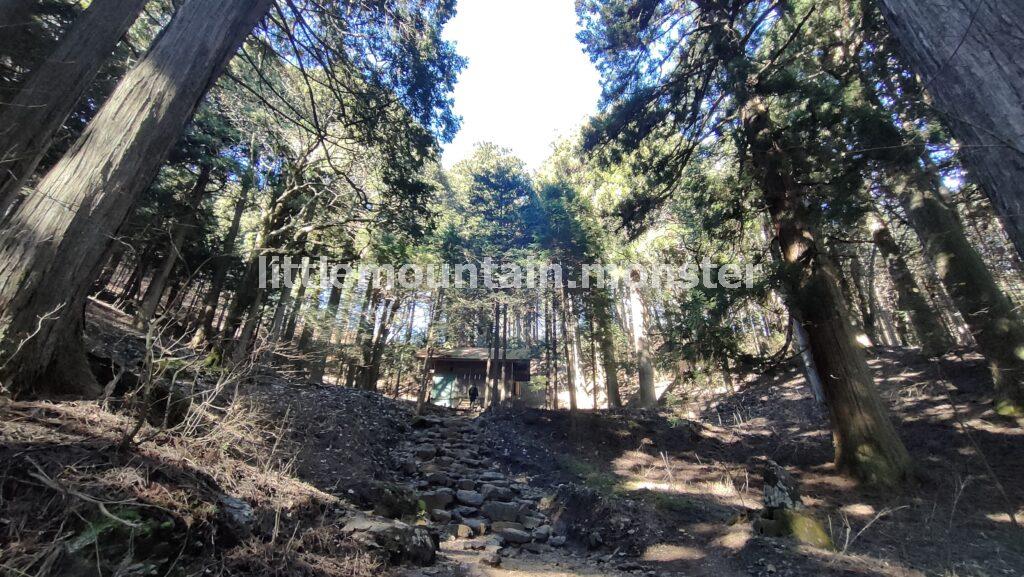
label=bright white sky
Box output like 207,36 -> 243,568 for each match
440,0 -> 602,170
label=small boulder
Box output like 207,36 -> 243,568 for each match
531,525 -> 551,542
452,505 -> 479,518
217,495 -> 254,542
415,445 -> 438,461
481,483 -> 514,501
419,488 -> 454,511
479,471 -> 505,482
456,490 -> 485,507
426,472 -> 453,487
463,518 -> 489,536
499,528 -> 532,544
519,514 -> 544,529
457,479 -> 476,491
491,521 -> 526,532
482,501 -> 522,522
454,524 -> 474,538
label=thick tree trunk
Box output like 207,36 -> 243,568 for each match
0,0 -> 272,396
0,0 -> 149,218
136,164 -> 212,327
888,163 -> 1024,416
878,0 -> 1024,260
628,280 -> 656,408
871,221 -> 953,357
742,96 -> 912,485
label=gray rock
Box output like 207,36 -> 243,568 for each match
456,490 -> 485,507
426,472 -> 452,486
531,525 -> 552,542
519,514 -> 544,529
491,521 -> 526,532
482,501 -> 522,522
480,483 -> 513,501
415,445 -> 437,460
430,509 -> 452,523
456,479 -> 476,490
452,505 -> 479,518
343,516 -> 438,566
480,552 -> 502,567
454,524 -> 474,538
463,517 -> 489,536
479,471 -> 505,482
549,535 -> 567,547
419,488 -> 454,511
218,495 -> 254,541
499,528 -> 532,544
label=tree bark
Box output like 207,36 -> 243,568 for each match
878,0 -> 1024,260
0,0 -> 149,218
0,0 -> 272,396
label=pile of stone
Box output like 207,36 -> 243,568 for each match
394,414 -> 566,552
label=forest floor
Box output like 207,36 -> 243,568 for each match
2,302 -> 1023,576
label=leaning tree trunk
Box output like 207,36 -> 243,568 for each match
742,96 -> 912,486
878,0 -> 1024,261
871,220 -> 953,357
887,162 -> 1024,416
0,0 -> 272,397
0,0 -> 149,218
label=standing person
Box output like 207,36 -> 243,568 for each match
468,384 -> 480,409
